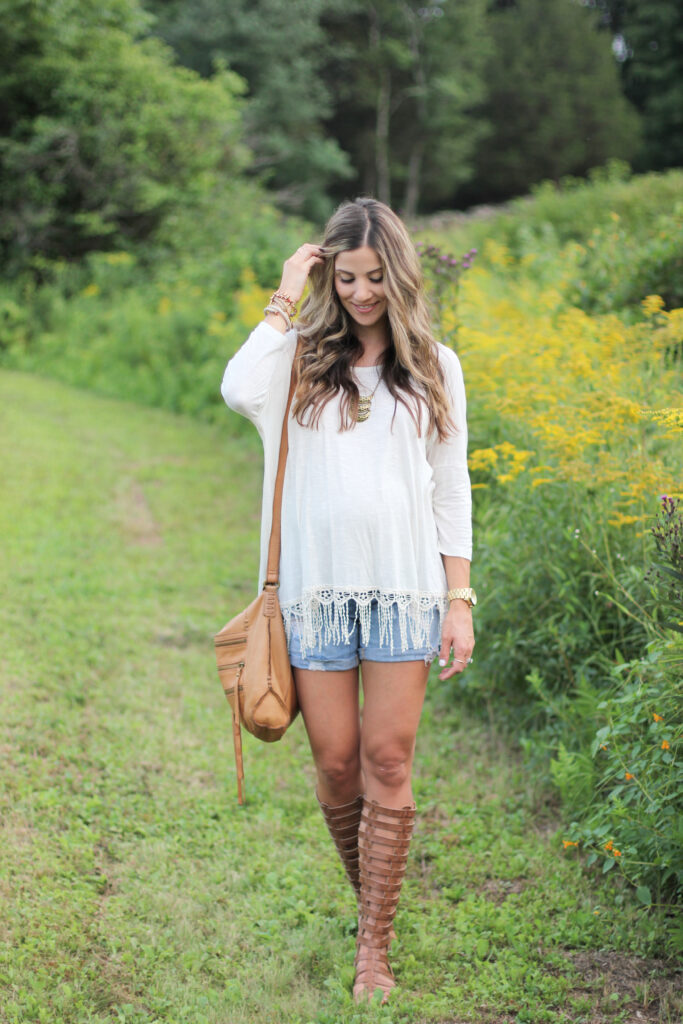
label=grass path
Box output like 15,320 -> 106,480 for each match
1,370 -> 679,1024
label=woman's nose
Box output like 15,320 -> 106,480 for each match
354,280 -> 373,302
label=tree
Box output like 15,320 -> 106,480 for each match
145,0 -> 354,222
461,0 -> 641,203
584,0 -> 683,170
0,0 -> 250,269
320,0 -> 491,216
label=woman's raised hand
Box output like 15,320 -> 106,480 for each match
279,243 -> 327,305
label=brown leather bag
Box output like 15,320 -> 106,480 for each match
214,346 -> 300,804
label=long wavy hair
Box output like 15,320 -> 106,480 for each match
292,197 -> 455,441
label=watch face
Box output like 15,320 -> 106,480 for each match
470,589 -> 477,606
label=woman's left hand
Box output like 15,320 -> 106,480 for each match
438,603 -> 475,680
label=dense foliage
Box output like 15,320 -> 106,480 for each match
592,0 -> 683,171
0,0 -> 250,271
463,0 -> 640,202
145,0 -> 646,214
423,169 -> 683,909
144,0 -> 354,223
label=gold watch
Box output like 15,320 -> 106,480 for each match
447,587 -> 477,608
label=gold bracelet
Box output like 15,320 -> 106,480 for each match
447,587 -> 477,607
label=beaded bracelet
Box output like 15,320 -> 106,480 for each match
269,293 -> 294,322
263,304 -> 291,330
271,290 -> 298,317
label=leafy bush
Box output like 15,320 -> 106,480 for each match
564,207 -> 683,313
0,198 -> 305,426
492,163 -> 683,253
647,495 -> 683,633
426,178 -> 682,916
434,166 -> 683,287
552,640 -> 682,911
0,0 -> 249,270
466,484 -> 654,712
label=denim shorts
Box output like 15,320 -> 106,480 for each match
287,597 -> 442,672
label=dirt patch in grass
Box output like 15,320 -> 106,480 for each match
565,950 -> 683,1023
114,477 -> 162,546
479,876 -> 528,904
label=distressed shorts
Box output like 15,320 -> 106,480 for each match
287,597 -> 442,672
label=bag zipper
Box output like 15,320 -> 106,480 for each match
215,635 -> 247,647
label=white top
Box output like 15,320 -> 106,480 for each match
221,320 -> 472,657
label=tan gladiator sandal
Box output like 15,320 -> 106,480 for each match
317,791 -> 398,945
316,792 -> 363,897
353,799 -> 416,1005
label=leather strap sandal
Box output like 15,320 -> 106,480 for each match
316,792 -> 363,897
353,799 -> 416,1004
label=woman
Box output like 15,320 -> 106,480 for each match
221,197 -> 474,1003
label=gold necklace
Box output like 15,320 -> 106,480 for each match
355,368 -> 383,423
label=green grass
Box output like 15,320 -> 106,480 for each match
0,370 -> 680,1024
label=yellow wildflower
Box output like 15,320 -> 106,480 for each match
103,251 -> 133,265
641,294 -> 665,317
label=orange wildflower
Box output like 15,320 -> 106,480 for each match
562,839 -> 578,849
625,772 -> 634,780
613,849 -> 622,857
604,840 -> 614,851
661,740 -> 670,750
653,713 -> 664,722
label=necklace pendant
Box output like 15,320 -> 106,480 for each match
356,396 -> 372,423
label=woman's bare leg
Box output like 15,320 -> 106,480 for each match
293,666 -> 363,804
359,659 -> 430,808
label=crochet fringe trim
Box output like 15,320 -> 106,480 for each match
281,588 -> 449,659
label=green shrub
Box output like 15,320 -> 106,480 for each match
458,478 -> 656,716
0,0 -> 250,269
564,207 -> 683,313
0,195 -> 305,426
494,164 -> 683,254
553,640 -> 682,912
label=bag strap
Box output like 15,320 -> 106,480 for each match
265,339 -> 301,586
231,669 -> 245,806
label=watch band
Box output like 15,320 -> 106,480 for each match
447,587 -> 476,607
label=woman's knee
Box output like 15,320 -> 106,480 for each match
361,743 -> 412,790
317,752 -> 361,793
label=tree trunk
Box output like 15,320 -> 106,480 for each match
375,66 -> 391,204
401,2 -> 427,218
402,137 -> 425,219
370,10 -> 391,205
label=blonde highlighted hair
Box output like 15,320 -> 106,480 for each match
293,197 -> 455,441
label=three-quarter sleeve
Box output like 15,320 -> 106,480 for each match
425,344 -> 472,560
221,320 -> 297,431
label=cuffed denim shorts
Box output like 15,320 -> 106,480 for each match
287,598 -> 442,672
